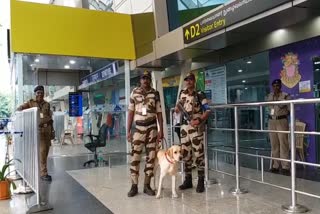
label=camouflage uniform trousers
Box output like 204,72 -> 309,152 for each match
181,124 -> 205,176
40,127 -> 51,177
130,124 -> 158,184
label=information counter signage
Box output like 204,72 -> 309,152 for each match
80,62 -> 119,87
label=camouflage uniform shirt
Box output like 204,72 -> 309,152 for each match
178,88 -> 209,122
128,87 -> 162,126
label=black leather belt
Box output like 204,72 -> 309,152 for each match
135,119 -> 157,127
268,115 -> 287,120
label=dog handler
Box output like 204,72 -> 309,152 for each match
175,72 -> 211,193
127,71 -> 164,197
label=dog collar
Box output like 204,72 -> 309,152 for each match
165,152 -> 175,164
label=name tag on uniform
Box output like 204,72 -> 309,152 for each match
142,107 -> 147,116
40,113 -> 44,118
270,109 -> 275,116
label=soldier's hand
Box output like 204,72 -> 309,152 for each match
157,131 -> 164,143
191,118 -> 200,127
127,131 -> 132,143
174,106 -> 180,113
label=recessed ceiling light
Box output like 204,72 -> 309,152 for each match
314,61 -> 320,65
245,87 -> 248,90
242,80 -> 246,83
238,69 -> 243,73
70,60 -> 76,64
64,65 -> 70,69
34,58 -> 40,62
247,61 -> 252,64
316,68 -> 320,71
30,64 -> 34,67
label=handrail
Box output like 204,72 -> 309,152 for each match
208,99 -> 316,213
209,144 -> 271,152
170,98 -> 317,213
210,97 -> 320,108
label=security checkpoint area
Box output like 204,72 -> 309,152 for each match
4,72 -> 320,214
2,0 -> 320,213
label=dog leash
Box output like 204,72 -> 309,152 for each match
158,138 -> 168,150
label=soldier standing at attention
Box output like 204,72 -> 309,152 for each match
267,79 -> 291,176
17,85 -> 53,181
127,71 -> 164,197
176,72 -> 211,193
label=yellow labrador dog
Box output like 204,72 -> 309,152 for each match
154,145 -> 182,199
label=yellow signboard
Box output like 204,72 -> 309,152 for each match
11,0 -> 136,59
162,75 -> 180,88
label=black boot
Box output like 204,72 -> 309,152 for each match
196,176 -> 205,193
127,184 -> 138,197
179,174 -> 193,190
143,176 -> 155,196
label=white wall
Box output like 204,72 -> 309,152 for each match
113,0 -> 152,14
130,0 -> 152,14
19,0 -> 51,4
53,0 -> 83,7
0,0 -> 11,93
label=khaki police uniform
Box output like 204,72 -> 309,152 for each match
267,92 -> 291,170
17,99 -> 53,176
179,89 -> 209,176
128,87 -> 162,184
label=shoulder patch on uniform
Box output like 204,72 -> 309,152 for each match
197,91 -> 206,100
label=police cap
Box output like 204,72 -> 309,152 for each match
184,72 -> 195,81
34,85 -> 44,93
141,70 -> 151,79
272,79 -> 282,86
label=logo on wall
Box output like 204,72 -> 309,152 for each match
280,52 -> 301,88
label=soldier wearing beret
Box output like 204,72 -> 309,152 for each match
17,85 -> 53,181
267,79 -> 291,176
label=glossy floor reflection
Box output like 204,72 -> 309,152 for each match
68,165 -> 320,214
0,155 -> 123,214
49,136 -> 127,158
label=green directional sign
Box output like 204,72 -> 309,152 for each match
183,0 -> 291,44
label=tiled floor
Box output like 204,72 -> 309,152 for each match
0,155 -> 119,214
49,136 -> 127,158
67,164 -> 320,214
2,135 -> 320,214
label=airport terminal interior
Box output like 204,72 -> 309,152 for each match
1,0 -> 320,213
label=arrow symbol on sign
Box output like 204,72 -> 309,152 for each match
185,29 -> 190,40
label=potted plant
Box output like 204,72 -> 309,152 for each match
0,159 -> 18,200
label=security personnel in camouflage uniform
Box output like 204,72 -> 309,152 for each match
175,72 -> 210,193
17,85 -> 53,181
127,71 -> 164,197
267,79 -> 291,176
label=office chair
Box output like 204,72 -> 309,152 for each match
83,124 -> 108,167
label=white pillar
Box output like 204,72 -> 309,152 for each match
16,54 -> 24,106
177,59 -> 192,100
152,71 -> 168,142
152,0 -> 169,38
125,60 -> 131,156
